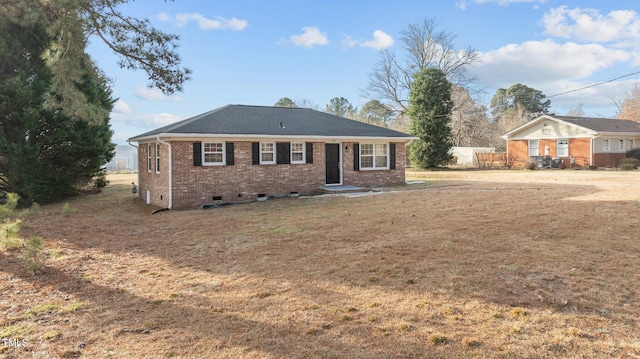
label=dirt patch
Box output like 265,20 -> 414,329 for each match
2,170 -> 640,358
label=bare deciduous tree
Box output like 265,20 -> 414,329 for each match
449,86 -> 491,147
617,84 -> 640,121
364,18 -> 479,113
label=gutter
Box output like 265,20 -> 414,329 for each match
156,137 -> 173,209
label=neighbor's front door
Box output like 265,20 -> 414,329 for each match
325,143 -> 341,185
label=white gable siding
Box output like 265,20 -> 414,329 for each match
512,121 -> 591,140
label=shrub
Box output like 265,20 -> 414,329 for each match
626,148 -> 640,161
618,157 -> 640,169
527,161 -> 537,170
62,202 -> 76,215
94,170 -> 109,189
24,236 -> 45,273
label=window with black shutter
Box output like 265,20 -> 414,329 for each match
252,142 -> 260,165
225,142 -> 234,165
305,142 -> 313,164
193,142 -> 202,166
390,143 -> 396,170
353,143 -> 360,171
276,142 -> 291,164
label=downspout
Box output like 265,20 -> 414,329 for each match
157,137 -> 173,209
127,140 -> 139,195
590,135 -> 600,167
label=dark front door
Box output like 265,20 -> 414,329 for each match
325,143 -> 341,185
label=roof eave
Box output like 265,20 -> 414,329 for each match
128,133 -> 417,143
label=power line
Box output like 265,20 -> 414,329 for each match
546,71 -> 640,99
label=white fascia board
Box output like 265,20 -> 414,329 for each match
597,131 -> 640,136
130,133 -> 417,143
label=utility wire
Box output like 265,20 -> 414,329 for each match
546,70 -> 640,98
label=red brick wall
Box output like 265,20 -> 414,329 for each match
593,153 -> 626,167
138,143 -> 170,208
509,138 -> 593,168
508,140 -> 529,168
343,142 -> 406,187
137,140 -> 408,209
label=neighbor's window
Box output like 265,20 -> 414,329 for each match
260,142 -> 276,164
602,139 -> 610,152
147,144 -> 152,172
557,138 -> 568,157
528,140 -> 539,157
203,142 -> 224,165
619,139 -> 625,152
155,143 -> 160,173
360,143 -> 388,169
291,142 -> 305,164
629,139 -> 635,150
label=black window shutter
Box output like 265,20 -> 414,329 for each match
252,142 -> 259,165
193,142 -> 202,166
353,143 -> 360,171
226,142 -> 234,166
390,143 -> 396,170
276,142 -> 291,164
305,142 -> 313,164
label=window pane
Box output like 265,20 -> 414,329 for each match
291,143 -> 303,152
262,153 -> 274,162
375,155 -> 387,168
375,144 -> 387,155
292,153 -> 303,162
361,156 -> 373,168
261,143 -> 274,152
361,144 -> 373,155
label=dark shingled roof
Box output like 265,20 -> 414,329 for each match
130,104 -> 413,140
557,116 -> 640,133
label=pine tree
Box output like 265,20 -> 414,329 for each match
408,68 -> 453,168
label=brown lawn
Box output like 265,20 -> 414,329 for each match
1,169 -> 640,358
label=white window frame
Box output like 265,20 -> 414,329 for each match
528,140 -> 539,157
155,143 -> 160,174
619,139 -> 625,152
290,142 -> 305,164
202,142 -> 225,165
260,142 -> 276,164
629,139 -> 635,150
602,139 -> 610,152
360,143 -> 389,170
557,138 -> 568,157
147,144 -> 152,172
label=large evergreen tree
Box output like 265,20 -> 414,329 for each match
0,9 -> 114,203
408,68 -> 453,168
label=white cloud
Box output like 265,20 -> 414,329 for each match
340,35 -> 358,48
288,27 -> 330,48
470,40 -> 630,90
340,31 -> 394,51
112,99 -> 131,114
541,6 -> 640,44
135,87 -> 179,101
159,12 -> 248,31
361,30 -> 394,51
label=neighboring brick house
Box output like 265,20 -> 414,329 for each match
502,114 -> 640,169
129,105 -> 415,209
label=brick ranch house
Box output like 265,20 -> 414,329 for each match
501,114 -> 640,169
129,105 -> 415,210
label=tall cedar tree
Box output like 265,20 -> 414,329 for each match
408,68 -> 453,168
0,11 -> 114,203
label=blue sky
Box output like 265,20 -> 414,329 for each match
86,0 -> 640,144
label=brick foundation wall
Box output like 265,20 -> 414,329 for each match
593,153 -> 626,167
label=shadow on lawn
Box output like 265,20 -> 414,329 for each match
12,176 -> 640,357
